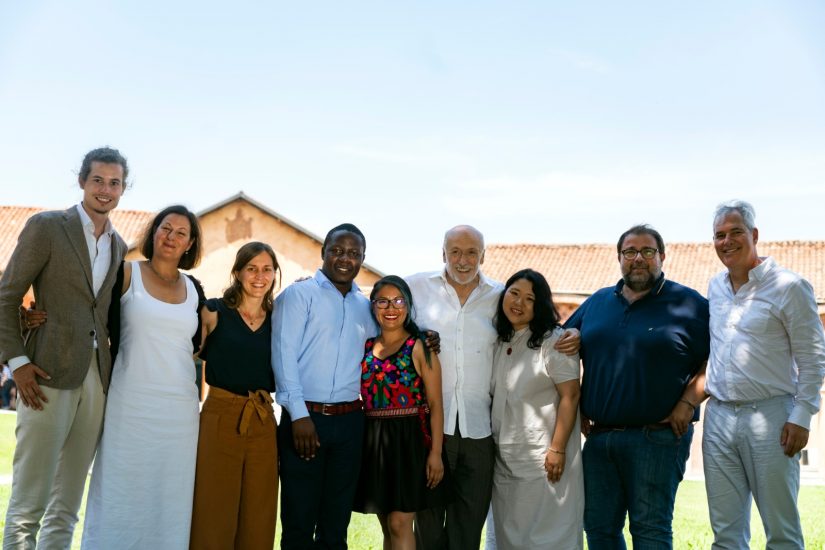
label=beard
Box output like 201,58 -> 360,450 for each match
623,270 -> 657,292
447,266 -> 479,285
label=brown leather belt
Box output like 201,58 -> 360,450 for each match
306,400 -> 363,416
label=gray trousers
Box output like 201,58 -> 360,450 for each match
703,395 -> 803,550
415,427 -> 495,550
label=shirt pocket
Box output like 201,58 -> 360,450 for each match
736,301 -> 774,335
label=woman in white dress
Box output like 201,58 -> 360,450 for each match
82,205 -> 204,549
490,268 -> 583,550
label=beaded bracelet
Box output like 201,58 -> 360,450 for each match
547,447 -> 565,455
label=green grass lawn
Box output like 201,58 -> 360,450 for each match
0,411 -> 823,549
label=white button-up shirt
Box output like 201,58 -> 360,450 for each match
77,203 -> 114,298
706,256 -> 825,429
406,270 -> 504,439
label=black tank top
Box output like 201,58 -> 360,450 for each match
200,298 -> 275,395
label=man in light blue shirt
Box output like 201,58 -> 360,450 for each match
272,223 -> 377,549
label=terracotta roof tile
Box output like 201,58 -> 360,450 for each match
485,241 -> 825,304
0,206 -> 152,270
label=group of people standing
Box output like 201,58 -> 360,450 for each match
0,146 -> 823,550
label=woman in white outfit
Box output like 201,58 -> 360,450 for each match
490,269 -> 583,550
82,205 -> 204,549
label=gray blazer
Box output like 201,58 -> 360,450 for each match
0,206 -> 127,391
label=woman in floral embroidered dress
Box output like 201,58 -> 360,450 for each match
353,275 -> 450,550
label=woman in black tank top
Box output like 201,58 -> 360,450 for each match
189,242 -> 281,550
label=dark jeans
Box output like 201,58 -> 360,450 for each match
583,425 -> 692,550
414,427 -> 495,550
278,409 -> 364,550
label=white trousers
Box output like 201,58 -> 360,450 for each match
702,395 -> 803,550
3,359 -> 105,550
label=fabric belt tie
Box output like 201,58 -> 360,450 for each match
238,390 -> 274,435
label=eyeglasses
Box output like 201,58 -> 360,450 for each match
620,247 -> 659,260
372,297 -> 407,309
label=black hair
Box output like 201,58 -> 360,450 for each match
616,224 -> 665,256
322,223 -> 366,256
494,268 -> 561,350
369,275 -> 431,367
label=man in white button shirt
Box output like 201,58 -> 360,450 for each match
408,225 -> 577,550
0,148 -> 129,549
703,200 -> 825,550
408,225 -> 503,550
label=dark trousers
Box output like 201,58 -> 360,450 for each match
414,425 -> 495,550
279,409 -> 365,550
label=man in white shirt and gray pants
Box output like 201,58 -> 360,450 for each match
408,225 -> 503,550
703,200 -> 825,549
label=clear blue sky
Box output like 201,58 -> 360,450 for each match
2,1 -> 823,276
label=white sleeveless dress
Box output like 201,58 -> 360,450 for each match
82,262 -> 200,549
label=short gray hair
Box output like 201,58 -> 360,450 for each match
714,200 -> 756,231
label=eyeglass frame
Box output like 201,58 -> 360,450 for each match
371,297 -> 407,309
620,247 -> 659,260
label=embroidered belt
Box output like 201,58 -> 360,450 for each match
305,399 -> 363,416
365,406 -> 421,418
365,405 -> 433,449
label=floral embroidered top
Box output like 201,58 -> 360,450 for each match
361,336 -> 427,410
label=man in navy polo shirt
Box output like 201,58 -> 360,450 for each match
565,224 -> 710,549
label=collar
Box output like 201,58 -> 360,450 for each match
76,203 -> 113,236
747,256 -> 773,282
313,268 -> 361,295
613,272 -> 667,298
722,256 -> 773,287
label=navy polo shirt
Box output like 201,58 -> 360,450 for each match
565,275 -> 710,426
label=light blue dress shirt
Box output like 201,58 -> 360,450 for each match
272,269 -> 377,420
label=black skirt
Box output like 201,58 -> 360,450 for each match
353,414 -> 452,514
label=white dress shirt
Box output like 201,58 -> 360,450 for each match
406,270 -> 504,439
706,256 -> 825,429
76,203 -> 114,299
9,204 -> 114,371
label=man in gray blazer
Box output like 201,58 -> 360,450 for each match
0,147 -> 129,549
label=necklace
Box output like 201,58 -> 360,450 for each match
148,261 -> 180,283
239,308 -> 265,327
506,329 -> 530,355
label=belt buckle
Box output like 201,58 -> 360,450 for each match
321,403 -> 335,416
